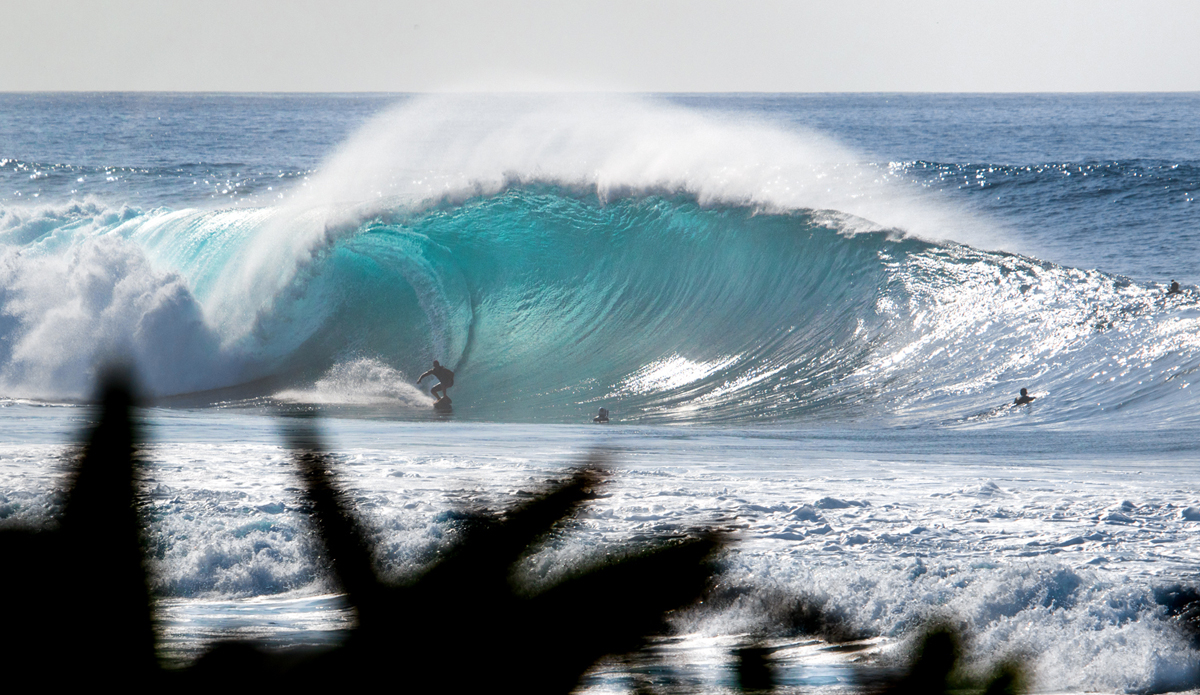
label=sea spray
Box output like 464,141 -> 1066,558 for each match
1,185 -> 1199,421
0,232 -> 235,398
274,357 -> 431,407
1,94 -> 1198,424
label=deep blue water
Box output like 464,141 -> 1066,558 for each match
4,92 -> 1197,282
5,93 -> 1200,693
1,93 -> 1198,426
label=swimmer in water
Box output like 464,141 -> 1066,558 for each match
1168,280 -> 1182,295
1014,388 -> 1035,405
593,407 -> 609,423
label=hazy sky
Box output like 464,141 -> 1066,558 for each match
5,0 -> 1199,92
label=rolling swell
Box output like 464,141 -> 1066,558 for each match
3,186 -> 1200,425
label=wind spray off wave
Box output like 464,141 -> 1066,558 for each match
1,95 -> 1198,425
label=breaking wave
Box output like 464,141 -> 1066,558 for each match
1,95 -> 1198,425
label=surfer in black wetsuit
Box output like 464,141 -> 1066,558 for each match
1168,280 -> 1182,295
1014,388 -> 1035,405
593,407 -> 609,423
418,361 -> 454,401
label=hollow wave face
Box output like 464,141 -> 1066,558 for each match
1,95 -> 1198,422
404,190 -> 893,422
307,189 -> 1200,426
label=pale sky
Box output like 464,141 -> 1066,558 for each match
4,0 -> 1199,92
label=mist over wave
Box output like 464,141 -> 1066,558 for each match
5,93 -> 1200,695
1,95 -> 1197,424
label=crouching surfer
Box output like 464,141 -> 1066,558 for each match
418,361 -> 454,409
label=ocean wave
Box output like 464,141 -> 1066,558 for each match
1,185 -> 1198,424
2,93 -> 1198,420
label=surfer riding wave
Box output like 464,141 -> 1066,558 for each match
418,361 -> 455,401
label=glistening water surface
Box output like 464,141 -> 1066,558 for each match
2,93 -> 1199,692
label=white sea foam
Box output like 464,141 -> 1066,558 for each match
5,416 -> 1200,691
0,229 -> 241,398
273,358 -> 432,407
853,244 -> 1200,426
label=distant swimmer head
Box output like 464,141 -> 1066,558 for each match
1020,388 -> 1028,397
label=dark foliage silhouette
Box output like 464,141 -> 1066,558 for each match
0,375 -> 723,691
0,375 -> 1036,694
707,583 -> 868,643
1155,584 -> 1200,648
275,426 -> 724,691
855,625 -> 1027,695
881,626 -> 961,694
983,660 -> 1026,695
735,642 -> 777,692
0,370 -> 158,685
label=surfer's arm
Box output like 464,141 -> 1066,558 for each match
417,369 -> 433,382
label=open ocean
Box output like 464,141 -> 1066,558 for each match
2,92 -> 1200,693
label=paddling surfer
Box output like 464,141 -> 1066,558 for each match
418,361 -> 455,401
1013,388 -> 1035,405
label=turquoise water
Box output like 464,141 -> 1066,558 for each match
3,93 -> 1200,692
2,94 -> 1199,426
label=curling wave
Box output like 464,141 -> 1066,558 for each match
3,94 -> 1199,424
2,185 -> 1199,426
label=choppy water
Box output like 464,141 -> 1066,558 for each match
2,93 -> 1200,692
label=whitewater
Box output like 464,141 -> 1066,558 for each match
2,92 -> 1200,693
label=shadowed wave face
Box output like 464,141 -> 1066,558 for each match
2,94 -> 1199,425
3,185 -> 1200,425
